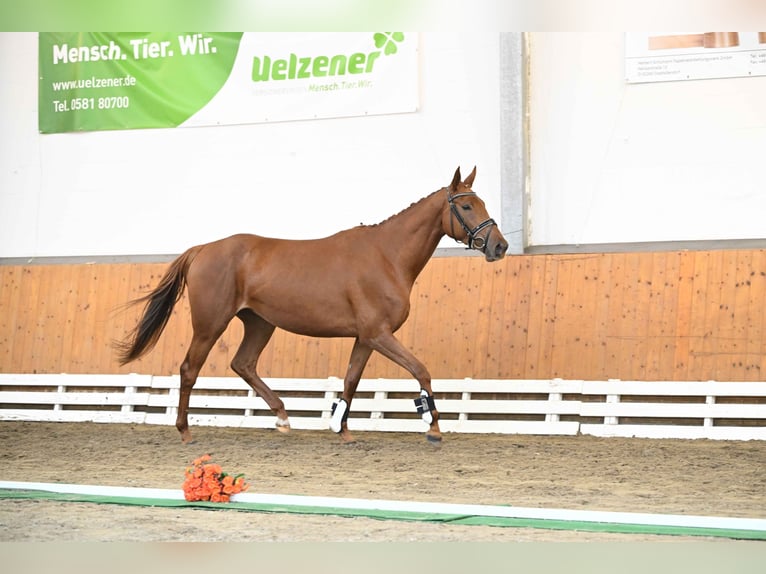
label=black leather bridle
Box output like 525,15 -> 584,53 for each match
446,189 -> 497,252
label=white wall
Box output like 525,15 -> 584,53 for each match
528,32 -> 766,247
0,32 -> 502,258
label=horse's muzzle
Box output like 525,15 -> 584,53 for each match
485,236 -> 509,262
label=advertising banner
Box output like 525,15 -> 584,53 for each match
625,32 -> 766,83
38,32 -> 418,133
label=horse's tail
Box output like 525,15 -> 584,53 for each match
115,247 -> 201,365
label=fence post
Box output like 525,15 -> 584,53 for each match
605,379 -> 620,425
705,383 -> 716,428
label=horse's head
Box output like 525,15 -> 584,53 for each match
443,166 -> 509,262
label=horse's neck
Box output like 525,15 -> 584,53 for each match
377,189 -> 446,282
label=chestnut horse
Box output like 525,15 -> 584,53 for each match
116,167 -> 508,444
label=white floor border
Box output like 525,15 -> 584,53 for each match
2,480 -> 765,537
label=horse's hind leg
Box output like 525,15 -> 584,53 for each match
178,330 -> 223,444
231,310 -> 290,432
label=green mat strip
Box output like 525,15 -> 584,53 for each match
1,487 -> 765,540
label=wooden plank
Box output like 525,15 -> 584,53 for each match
580,402 -> 766,419
604,252 -> 627,380
584,253 -> 612,380
643,251 -> 667,380
549,255 -> 574,378
472,257 -> 497,377
655,252 -> 681,381
685,251 -> 710,379
9,268 -> 31,372
672,250 -> 696,380
713,250 -> 741,379
700,250 -> 724,379
744,250 -> 766,380
503,256 -> 531,378
535,255 -> 559,379
0,373 -> 153,387
581,380 -> 766,396
0,267 -> 22,370
617,253 -> 648,380
483,260 -> 507,377
0,410 -> 148,424
0,391 -> 151,406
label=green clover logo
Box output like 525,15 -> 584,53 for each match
374,32 -> 405,55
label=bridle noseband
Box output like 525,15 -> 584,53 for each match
446,189 -> 497,252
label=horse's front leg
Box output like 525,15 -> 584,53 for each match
331,339 -> 373,444
369,332 -> 442,444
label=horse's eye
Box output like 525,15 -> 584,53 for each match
461,204 -> 472,211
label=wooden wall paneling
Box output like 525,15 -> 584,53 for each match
686,251 -> 711,379
700,250 -> 725,379
105,264 -> 128,372
720,249 -> 747,380
441,257 -> 471,375
2,249 -> 765,382
498,255 -> 528,378
84,264 -> 107,373
535,255 -> 560,379
604,252 -> 626,380
634,251 -> 656,379
522,255 -> 547,378
0,267 -> 21,369
744,251 -> 766,380
26,263 -> 51,373
324,336 -> 349,380
12,267 -> 39,372
655,252 -> 681,381
485,260 -> 509,378
405,258 -> 437,376
617,252 -> 647,380
288,331 -> 309,380
423,258 -> 449,377
571,254 -> 601,379
137,265 -> 165,376
61,266 -> 84,373
549,255 -> 574,378
115,263 -> 148,373
642,252 -> 665,380
733,249 -> 757,380
672,251 -> 697,380
471,257 -> 498,377
96,263 -> 123,373
585,253 -> 613,381
757,250 -> 766,378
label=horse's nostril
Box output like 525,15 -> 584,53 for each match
495,242 -> 507,258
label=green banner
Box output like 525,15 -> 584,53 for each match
38,32 -> 243,133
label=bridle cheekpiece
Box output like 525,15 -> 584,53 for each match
446,188 -> 497,252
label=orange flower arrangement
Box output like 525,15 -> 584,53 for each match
182,454 -> 249,502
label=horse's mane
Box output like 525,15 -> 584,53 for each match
362,188 -> 443,229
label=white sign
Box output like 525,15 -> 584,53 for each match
183,32 -> 419,126
625,32 -> 766,83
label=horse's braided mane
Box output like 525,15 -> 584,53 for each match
363,188 -> 443,228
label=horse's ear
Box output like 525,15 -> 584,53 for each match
450,167 -> 461,190
464,166 -> 477,188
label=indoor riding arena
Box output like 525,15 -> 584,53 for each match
1,28 -> 765,554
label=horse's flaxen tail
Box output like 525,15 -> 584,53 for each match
115,247 -> 201,365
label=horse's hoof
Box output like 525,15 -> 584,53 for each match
180,430 -> 195,445
426,433 -> 443,446
275,424 -> 291,434
339,432 -> 356,445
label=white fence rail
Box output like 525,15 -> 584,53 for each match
1,374 -> 765,440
